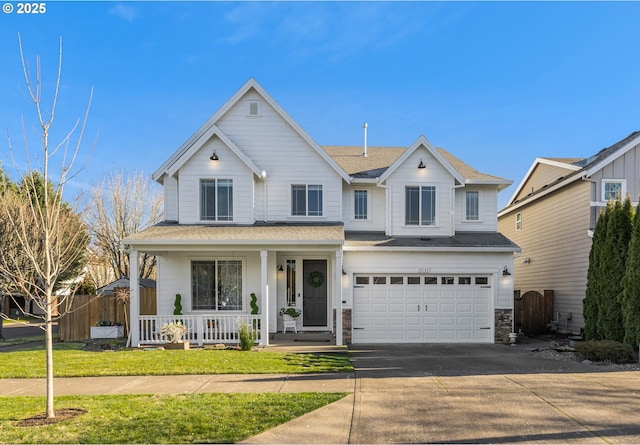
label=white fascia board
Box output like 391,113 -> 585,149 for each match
585,133 -> 640,177
248,81 -> 351,183
498,173 -> 585,217
350,177 -> 378,184
343,246 -> 521,253
466,179 -> 513,191
379,135 -> 465,184
506,157 -> 582,205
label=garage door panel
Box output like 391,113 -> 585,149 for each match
353,274 -> 494,344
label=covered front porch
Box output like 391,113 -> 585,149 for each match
123,222 -> 345,348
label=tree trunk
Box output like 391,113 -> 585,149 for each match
45,294 -> 55,418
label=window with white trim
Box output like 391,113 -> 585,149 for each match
247,100 -> 261,116
200,179 -> 233,221
515,212 -> 522,231
191,260 -> 242,310
465,190 -> 479,221
354,189 -> 368,220
291,184 -> 323,216
602,180 -> 626,201
405,186 -> 436,226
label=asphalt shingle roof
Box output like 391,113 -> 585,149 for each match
344,231 -> 519,250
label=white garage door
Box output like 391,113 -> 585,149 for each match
352,274 -> 493,343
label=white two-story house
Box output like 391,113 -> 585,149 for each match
123,78 -> 519,346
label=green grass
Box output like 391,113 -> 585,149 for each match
0,343 -> 354,378
0,393 -> 348,443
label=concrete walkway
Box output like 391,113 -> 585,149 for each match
4,338 -> 640,444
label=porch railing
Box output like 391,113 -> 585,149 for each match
138,314 -> 263,347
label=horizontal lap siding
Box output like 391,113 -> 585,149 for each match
514,163 -> 577,202
343,184 -> 386,231
590,142 -> 640,202
387,148 -> 454,237
217,90 -> 343,221
454,185 -> 498,232
498,180 -> 591,332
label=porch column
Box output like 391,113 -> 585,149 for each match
335,250 -> 343,346
129,248 -> 140,347
260,250 -> 269,346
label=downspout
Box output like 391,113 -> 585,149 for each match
261,171 -> 267,222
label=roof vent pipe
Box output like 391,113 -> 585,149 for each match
362,122 -> 368,157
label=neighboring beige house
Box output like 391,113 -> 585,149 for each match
124,78 -> 519,347
498,131 -> 640,335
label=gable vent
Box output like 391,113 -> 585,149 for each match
248,100 -> 261,116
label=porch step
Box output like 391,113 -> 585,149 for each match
270,332 -> 334,343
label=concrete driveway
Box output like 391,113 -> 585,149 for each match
347,343 -> 640,444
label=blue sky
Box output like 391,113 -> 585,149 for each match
1,1 -> 640,209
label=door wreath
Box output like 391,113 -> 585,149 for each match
307,271 -> 324,288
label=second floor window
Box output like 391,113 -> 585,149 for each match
405,186 -> 436,226
354,189 -> 368,220
603,180 -> 624,201
465,191 -> 479,221
201,179 -> 233,221
291,184 -> 323,216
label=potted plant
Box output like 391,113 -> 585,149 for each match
279,307 -> 301,319
90,321 -> 124,339
160,321 -> 189,349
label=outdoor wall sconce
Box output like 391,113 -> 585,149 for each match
502,266 -> 511,276
418,159 -> 426,169
210,151 -> 219,161
278,264 -> 283,272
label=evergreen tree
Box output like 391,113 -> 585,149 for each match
622,202 -> 640,346
597,198 -> 632,342
584,205 -> 609,340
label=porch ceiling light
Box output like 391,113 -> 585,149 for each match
418,158 -> 426,169
210,151 -> 219,161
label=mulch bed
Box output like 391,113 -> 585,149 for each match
15,408 -> 87,427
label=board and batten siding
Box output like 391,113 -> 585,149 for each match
453,185 -> 498,232
155,251 -> 263,316
342,184 -> 386,232
177,136 -> 254,225
216,89 -> 343,221
498,179 -> 592,334
589,141 -> 640,202
342,250 -> 514,309
513,163 -> 578,203
386,147 -> 455,237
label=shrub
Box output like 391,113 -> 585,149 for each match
238,320 -> 256,351
575,340 -> 636,364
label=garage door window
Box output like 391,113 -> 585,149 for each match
425,277 -> 438,285
475,277 -> 489,285
355,276 -> 369,285
459,277 -> 471,285
407,276 -> 421,284
442,277 -> 454,285
390,277 -> 403,285
373,276 -> 386,284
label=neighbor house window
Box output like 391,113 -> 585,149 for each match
405,186 -> 436,225
291,184 -> 323,216
354,189 -> 368,220
602,180 -> 625,201
200,179 -> 233,221
465,191 -> 479,221
515,213 -> 522,231
192,260 -> 242,311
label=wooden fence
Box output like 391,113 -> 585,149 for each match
514,290 -> 554,335
58,288 -> 157,341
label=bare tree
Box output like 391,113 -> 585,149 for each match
0,35 -> 92,419
88,170 -> 162,281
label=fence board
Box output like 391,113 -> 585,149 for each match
58,287 -> 157,341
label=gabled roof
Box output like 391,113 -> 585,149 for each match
152,78 -> 350,183
322,140 -> 511,189
379,135 -> 466,184
500,131 -> 640,215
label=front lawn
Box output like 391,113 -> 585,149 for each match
0,393 -> 348,443
0,343 -> 353,378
